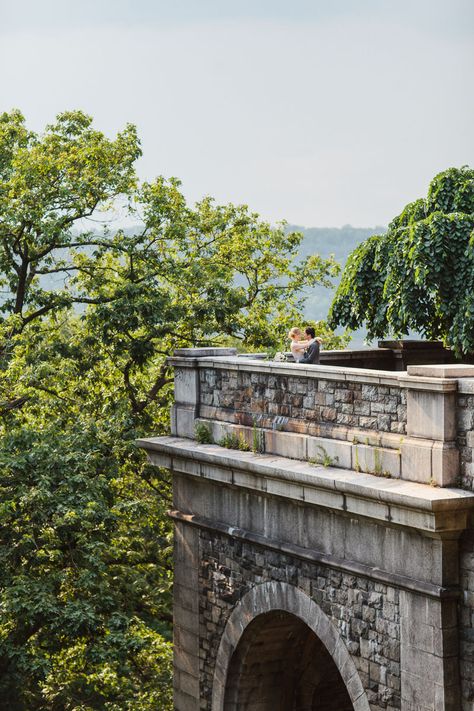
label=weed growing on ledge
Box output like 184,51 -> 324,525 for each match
308,446 -> 339,468
373,448 -> 382,476
195,422 -> 214,444
218,432 -> 250,451
370,469 -> 392,479
354,446 -> 361,473
252,419 -> 265,454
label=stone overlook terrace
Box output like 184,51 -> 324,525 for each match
138,343 -> 474,711
168,343 -> 474,488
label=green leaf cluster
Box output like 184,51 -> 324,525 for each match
328,167 -> 474,354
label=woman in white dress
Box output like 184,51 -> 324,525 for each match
288,327 -> 311,362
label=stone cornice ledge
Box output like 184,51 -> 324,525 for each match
137,436 -> 474,534
168,509 -> 457,599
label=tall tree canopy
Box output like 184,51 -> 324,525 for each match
0,110 -> 341,709
328,167 -> 474,355
0,109 -> 141,334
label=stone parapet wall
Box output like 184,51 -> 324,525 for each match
199,367 -> 407,435
457,383 -> 474,491
170,353 -> 474,487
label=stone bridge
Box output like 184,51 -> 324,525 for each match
138,345 -> 474,710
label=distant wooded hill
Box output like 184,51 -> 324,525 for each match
288,225 -> 387,347
287,224 -> 386,322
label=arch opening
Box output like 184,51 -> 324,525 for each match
223,610 -> 354,711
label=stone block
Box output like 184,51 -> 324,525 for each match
232,469 -> 266,491
174,523 -> 199,573
352,696 -> 372,711
174,643 -> 199,677
302,485 -> 345,512
175,582 -> 199,613
174,366 -> 200,405
345,494 -> 389,522
431,442 -> 459,487
179,670 -> 199,698
307,437 -> 352,469
174,456 -> 201,477
173,405 -> 198,439
359,416 -> 379,429
266,477 -> 304,501
458,408 -> 474,431
147,451 -> 172,469
200,462 -> 233,485
200,419 -> 225,443
406,389 -> 456,442
407,364 -> 474,378
400,669 -> 435,708
400,439 -> 433,483
425,598 -> 457,629
173,686 -> 199,711
174,347 -> 237,358
402,618 -> 434,653
264,429 -> 307,460
174,626 -> 199,656
352,443 -> 401,478
321,407 -> 337,421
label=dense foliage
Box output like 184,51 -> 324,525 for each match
0,110 -> 341,709
328,167 -> 474,354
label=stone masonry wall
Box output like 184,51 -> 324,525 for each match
199,528 -> 401,711
457,392 -> 474,709
460,529 -> 474,710
457,392 -> 474,491
199,368 -> 407,436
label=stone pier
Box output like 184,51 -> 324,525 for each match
138,347 -> 474,710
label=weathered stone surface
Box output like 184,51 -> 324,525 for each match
198,367 -> 407,436
144,348 -> 474,708
198,531 -> 390,709
407,389 -> 456,442
174,347 -> 237,358
457,391 -> 474,490
408,364 -> 474,378
174,520 -> 200,710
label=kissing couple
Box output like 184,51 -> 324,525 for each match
288,327 -> 323,365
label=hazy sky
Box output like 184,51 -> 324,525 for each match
1,0 -> 473,227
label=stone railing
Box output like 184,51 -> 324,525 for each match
169,347 -> 474,488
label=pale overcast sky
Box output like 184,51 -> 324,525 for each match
1,0 -> 473,227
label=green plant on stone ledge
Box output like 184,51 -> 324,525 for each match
308,445 -> 339,468
373,447 -> 382,476
252,419 -> 265,454
195,422 -> 213,444
218,432 -> 250,452
354,446 -> 361,473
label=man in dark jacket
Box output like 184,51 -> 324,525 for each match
299,327 -> 320,365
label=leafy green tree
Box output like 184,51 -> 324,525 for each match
1,112 -> 342,709
328,167 -> 474,354
0,109 -> 140,337
0,422 -> 173,711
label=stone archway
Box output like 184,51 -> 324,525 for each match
211,581 -> 370,711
